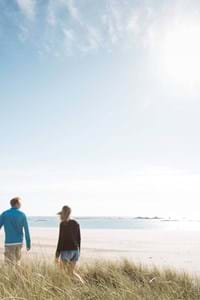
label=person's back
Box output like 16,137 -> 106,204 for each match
1,208 -> 29,246
0,197 -> 31,264
55,205 -> 83,283
56,219 -> 80,254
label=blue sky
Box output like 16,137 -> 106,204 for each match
0,0 -> 200,218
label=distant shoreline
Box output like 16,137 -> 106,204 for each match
28,216 -> 200,221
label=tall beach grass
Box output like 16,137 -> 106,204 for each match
0,259 -> 199,300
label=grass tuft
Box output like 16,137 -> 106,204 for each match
0,260 -> 199,300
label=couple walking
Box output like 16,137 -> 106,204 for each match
0,197 -> 83,282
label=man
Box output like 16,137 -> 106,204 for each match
0,197 -> 31,264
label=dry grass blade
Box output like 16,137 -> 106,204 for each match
0,260 -> 199,300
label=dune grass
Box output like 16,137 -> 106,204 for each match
0,259 -> 199,300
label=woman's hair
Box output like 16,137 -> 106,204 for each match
59,206 -> 71,222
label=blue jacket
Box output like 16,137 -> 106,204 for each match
0,208 -> 31,249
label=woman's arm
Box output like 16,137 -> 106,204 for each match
77,224 -> 81,251
55,223 -> 62,258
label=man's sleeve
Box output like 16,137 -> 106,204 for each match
23,215 -> 31,249
0,213 -> 4,229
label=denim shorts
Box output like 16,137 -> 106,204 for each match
60,250 -> 80,262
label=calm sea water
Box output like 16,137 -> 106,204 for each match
28,217 -> 200,231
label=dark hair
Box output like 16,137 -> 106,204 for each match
60,206 -> 71,222
10,197 -> 21,208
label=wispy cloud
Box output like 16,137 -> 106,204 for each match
12,0 -> 190,57
106,0 -> 124,44
66,0 -> 81,24
63,28 -> 75,41
18,23 -> 30,42
47,1 -> 56,26
16,0 -> 36,20
58,0 -> 82,24
84,26 -> 103,51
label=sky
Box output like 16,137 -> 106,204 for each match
0,0 -> 200,218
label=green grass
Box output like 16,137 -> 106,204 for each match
0,259 -> 199,300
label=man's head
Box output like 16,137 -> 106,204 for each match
10,197 -> 21,209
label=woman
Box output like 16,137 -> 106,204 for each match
55,205 -> 84,283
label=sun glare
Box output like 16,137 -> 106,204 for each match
162,22 -> 200,86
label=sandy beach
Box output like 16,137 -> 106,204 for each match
1,228 -> 200,275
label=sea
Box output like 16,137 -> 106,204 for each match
28,217 -> 200,231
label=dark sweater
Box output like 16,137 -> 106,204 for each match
55,219 -> 81,258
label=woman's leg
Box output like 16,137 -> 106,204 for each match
68,262 -> 85,284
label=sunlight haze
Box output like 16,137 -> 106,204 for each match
0,0 -> 200,218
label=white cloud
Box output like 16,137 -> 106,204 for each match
102,1 -> 124,45
127,14 -> 140,35
16,1 -> 176,56
85,26 -> 102,50
63,28 -> 75,41
62,28 -> 75,55
44,0 -> 143,55
16,0 -> 35,20
17,24 -> 29,42
66,0 -> 81,23
58,0 -> 82,24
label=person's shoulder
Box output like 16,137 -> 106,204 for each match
60,219 -> 80,227
70,219 -> 80,226
17,210 -> 27,218
1,209 -> 27,218
1,209 -> 12,216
